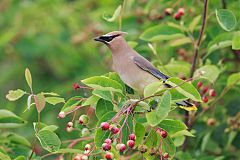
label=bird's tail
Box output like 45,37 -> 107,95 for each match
175,100 -> 197,111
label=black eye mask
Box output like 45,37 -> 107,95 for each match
99,34 -> 120,42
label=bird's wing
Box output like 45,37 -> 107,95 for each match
133,55 -> 169,81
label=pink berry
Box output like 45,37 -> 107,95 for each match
81,155 -> 88,160
128,134 -> 136,141
105,152 -> 114,160
120,144 -> 126,152
79,115 -> 89,125
156,128 -> 163,134
209,89 -> 217,97
202,96 -> 208,103
160,130 -> 168,138
202,86 -> 209,94
73,83 -> 80,90
102,143 -> 111,151
174,13 -> 181,20
58,111 -> 65,119
84,144 -> 91,150
127,140 -> 135,148
100,122 -> 110,130
73,155 -> 81,160
178,8 -> 185,16
110,126 -> 119,134
197,82 -> 203,88
67,122 -> 73,128
104,138 -> 112,144
164,8 -> 172,15
163,152 -> 169,159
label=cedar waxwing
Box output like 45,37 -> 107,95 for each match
94,31 -> 196,111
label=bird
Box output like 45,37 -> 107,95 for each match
94,31 -> 197,111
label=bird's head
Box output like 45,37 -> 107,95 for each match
94,31 -> 128,52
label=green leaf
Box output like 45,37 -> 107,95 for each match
159,119 -> 187,135
82,76 -> 123,93
143,130 -> 160,159
216,9 -> 237,31
94,111 -> 116,148
0,110 -> 27,128
171,130 -> 195,137
95,99 -> 114,119
168,37 -> 192,47
146,91 -> 171,126
134,123 -> 145,146
7,133 -> 31,147
158,60 -> 191,77
140,25 -> 185,41
173,135 -> 185,147
14,156 -> 27,160
40,125 -> 59,132
201,132 -> 211,151
45,97 -> 65,105
166,77 -> 201,102
61,96 -> 82,113
207,32 -> 233,55
227,72 -> 240,86
144,81 -> 163,98
121,115 -> 133,145
82,95 -> 100,106
6,89 -> 26,101
92,90 -> 112,102
34,93 -> 46,113
232,32 -> 240,50
36,129 -> 61,152
189,15 -> 201,32
103,5 -> 122,22
43,92 -> 60,96
0,152 -> 11,160
194,65 -> 220,83
162,136 -> 176,157
25,68 -> 32,90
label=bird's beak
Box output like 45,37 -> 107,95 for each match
94,36 -> 108,44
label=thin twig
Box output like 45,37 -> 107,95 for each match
183,0 -> 209,151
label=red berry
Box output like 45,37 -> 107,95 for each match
127,140 -> 135,148
67,122 -> 73,128
110,126 -> 119,134
202,96 -> 208,103
73,83 -> 80,90
160,130 -> 168,138
197,82 -> 203,88
105,152 -> 114,160
164,8 -> 173,15
100,122 -> 110,130
104,138 -> 112,144
58,111 -> 65,119
174,13 -> 181,20
202,86 -> 209,94
178,8 -> 185,16
209,89 -> 217,97
163,152 -> 169,159
102,143 -> 111,151
119,144 -> 126,152
128,134 -> 136,141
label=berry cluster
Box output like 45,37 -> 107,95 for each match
100,121 -> 137,159
73,144 -> 92,160
164,7 -> 185,20
197,82 -> 217,103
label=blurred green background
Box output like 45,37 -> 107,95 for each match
1,0 -> 240,159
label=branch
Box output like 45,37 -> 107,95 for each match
183,0 -> 209,151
